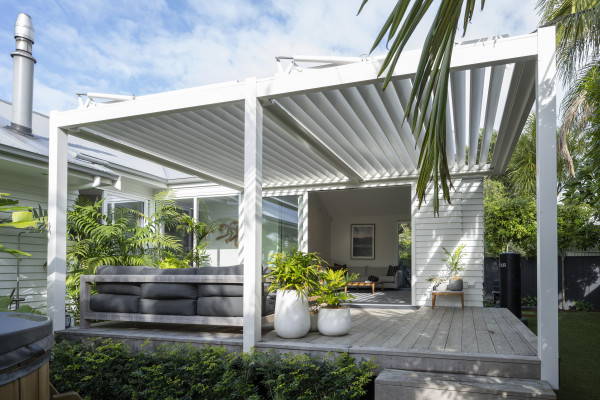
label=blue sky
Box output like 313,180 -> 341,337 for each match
1,0 -> 539,114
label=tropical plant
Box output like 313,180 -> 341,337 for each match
573,299 -> 595,311
0,296 -> 41,314
398,223 -> 411,259
265,251 -> 324,297
316,269 -> 359,308
442,243 -> 466,277
0,193 -> 42,259
176,214 -> 214,267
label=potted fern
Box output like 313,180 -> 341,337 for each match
443,244 -> 466,291
316,268 -> 358,336
265,251 -> 324,338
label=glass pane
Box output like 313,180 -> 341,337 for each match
196,195 -> 300,267
262,196 -> 299,266
107,200 -> 144,228
197,196 -> 240,266
164,198 -> 194,254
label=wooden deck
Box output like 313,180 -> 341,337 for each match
58,306 -> 540,379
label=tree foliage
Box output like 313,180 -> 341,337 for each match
483,180 -> 537,257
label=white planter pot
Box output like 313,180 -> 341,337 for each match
318,307 -> 351,336
274,290 -> 310,338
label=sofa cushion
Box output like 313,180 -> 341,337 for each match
97,265 -> 154,275
141,268 -> 197,276
90,294 -> 139,313
97,283 -> 141,296
197,295 -> 274,317
378,275 -> 396,283
196,264 -> 244,275
197,284 -> 243,297
139,299 -> 196,316
369,267 -> 389,278
96,265 -> 152,296
140,283 -> 198,299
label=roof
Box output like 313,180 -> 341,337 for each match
54,33 -> 539,192
0,100 -> 194,183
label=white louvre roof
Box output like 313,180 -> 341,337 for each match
54,33 -> 538,191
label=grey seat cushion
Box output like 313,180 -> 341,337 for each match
141,283 -> 198,299
90,294 -> 139,313
197,295 -> 274,317
97,283 -> 141,296
196,264 -> 243,275
96,265 -> 153,296
139,299 -> 196,316
197,284 -> 243,297
197,297 -> 243,317
140,268 -> 198,300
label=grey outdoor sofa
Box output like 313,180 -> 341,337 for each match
80,264 -> 275,328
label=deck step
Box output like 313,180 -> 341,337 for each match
375,369 -> 555,400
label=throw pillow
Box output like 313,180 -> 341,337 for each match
387,265 -> 399,276
331,263 -> 347,272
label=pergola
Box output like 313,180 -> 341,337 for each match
47,27 -> 559,387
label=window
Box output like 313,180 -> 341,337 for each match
195,195 -> 300,267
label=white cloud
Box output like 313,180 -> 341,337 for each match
0,0 -> 539,114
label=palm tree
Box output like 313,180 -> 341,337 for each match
358,0 -> 599,213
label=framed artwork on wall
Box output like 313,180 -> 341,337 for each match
351,224 -> 375,259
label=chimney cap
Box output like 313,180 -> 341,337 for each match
15,13 -> 34,43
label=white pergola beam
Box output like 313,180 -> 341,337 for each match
536,26 -> 559,389
258,34 -> 538,99
479,65 -> 505,166
451,70 -> 467,169
47,111 -> 68,332
266,101 -> 363,183
490,60 -> 536,173
242,77 -> 263,352
57,83 -> 246,129
469,68 -> 485,167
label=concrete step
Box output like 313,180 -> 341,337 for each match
375,369 -> 556,400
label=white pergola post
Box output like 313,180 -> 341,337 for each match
536,26 -> 559,389
242,77 -> 263,352
47,110 -> 68,332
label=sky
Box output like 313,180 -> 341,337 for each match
0,0 -> 540,115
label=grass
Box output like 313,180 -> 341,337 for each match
522,309 -> 600,400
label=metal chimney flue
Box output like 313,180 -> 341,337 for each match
11,13 -> 36,134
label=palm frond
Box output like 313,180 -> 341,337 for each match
360,0 -> 482,213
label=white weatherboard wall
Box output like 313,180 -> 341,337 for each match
0,167 -> 79,312
307,192 -> 332,262
330,215 -> 406,267
413,178 -> 484,307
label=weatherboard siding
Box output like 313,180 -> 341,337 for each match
0,172 -> 80,312
412,178 -> 484,307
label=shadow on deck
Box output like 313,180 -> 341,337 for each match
57,306 -> 539,379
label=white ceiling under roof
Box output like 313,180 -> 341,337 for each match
55,33 -> 539,192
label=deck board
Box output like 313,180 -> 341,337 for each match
58,306 -> 541,380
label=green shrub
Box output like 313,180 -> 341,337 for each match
573,299 -> 595,312
521,295 -> 537,307
50,339 -> 375,400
